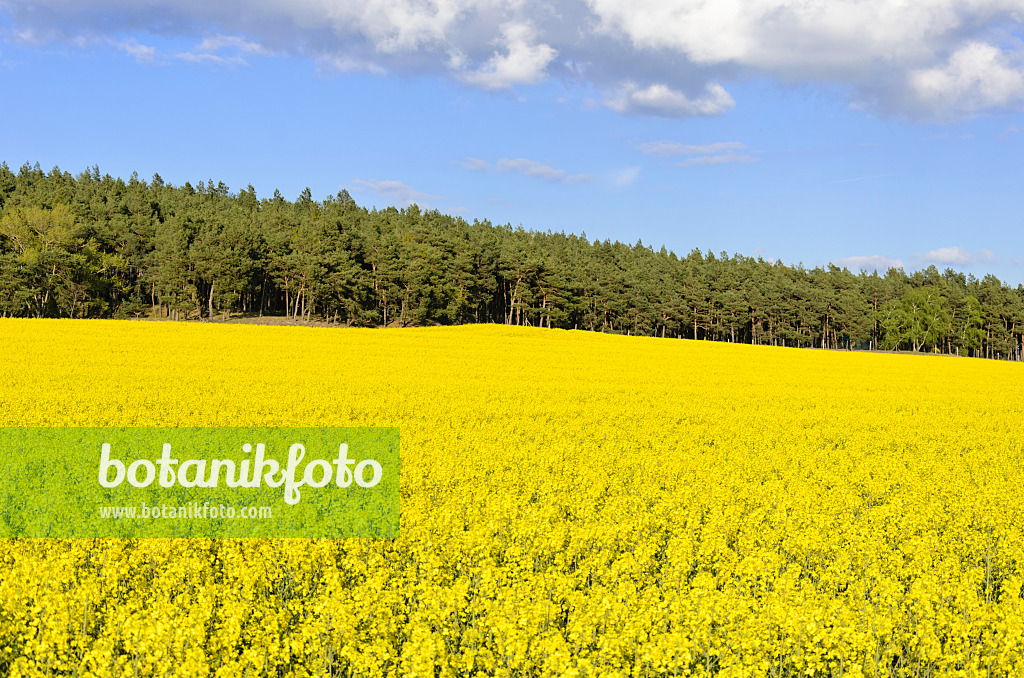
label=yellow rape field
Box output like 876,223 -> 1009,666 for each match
2,319 -> 1024,677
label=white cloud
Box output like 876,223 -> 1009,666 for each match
496,158 -> 592,183
462,157 -> 592,184
315,54 -> 387,75
175,51 -> 246,66
348,179 -> 440,206
636,140 -> 760,166
456,157 -> 492,171
921,246 -> 973,266
915,246 -> 995,266
910,42 -> 1024,117
586,0 -> 1024,117
335,0 -> 465,54
610,165 -> 640,187
496,158 -> 561,180
460,22 -> 557,90
832,255 -> 905,272
175,33 -> 272,67
677,153 -> 760,167
638,141 -> 746,156
195,34 -> 270,56
604,81 -> 735,117
8,0 -> 1024,118
112,39 -> 155,63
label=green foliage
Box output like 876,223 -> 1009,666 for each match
880,285 -> 951,352
0,162 -> 1022,360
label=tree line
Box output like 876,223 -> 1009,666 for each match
1,161 -> 1022,360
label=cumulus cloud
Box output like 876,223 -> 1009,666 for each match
348,178 -> 440,206
915,246 -> 995,266
832,255 -> 905,272
910,42 -> 1024,117
460,157 -> 592,184
459,22 -> 557,89
5,0 -> 1024,118
603,82 -> 735,117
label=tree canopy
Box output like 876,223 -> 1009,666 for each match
1,161 -> 1021,360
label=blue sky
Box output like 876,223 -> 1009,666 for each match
1,1 -> 1022,285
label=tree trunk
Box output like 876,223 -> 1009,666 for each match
284,278 -> 290,319
208,280 -> 215,321
259,274 -> 267,317
506,277 -> 521,324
